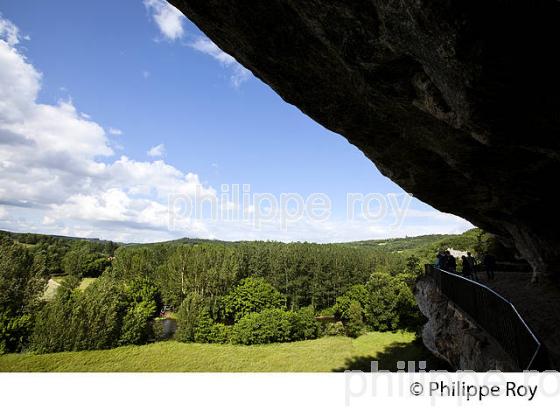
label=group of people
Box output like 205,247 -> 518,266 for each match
435,250 -> 496,281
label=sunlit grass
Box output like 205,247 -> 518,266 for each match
78,277 -> 97,290
42,276 -> 98,300
0,331 -> 446,372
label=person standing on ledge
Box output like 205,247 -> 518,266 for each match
483,253 -> 496,280
445,250 -> 457,273
467,252 -> 478,280
461,255 -> 473,279
435,251 -> 445,269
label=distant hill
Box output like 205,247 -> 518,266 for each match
0,228 -> 485,252
0,229 -> 119,246
342,228 -> 488,251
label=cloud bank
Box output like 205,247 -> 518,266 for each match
0,15 -> 473,243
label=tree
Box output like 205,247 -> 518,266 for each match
223,277 -> 285,322
175,292 -> 205,342
0,238 -> 45,352
345,301 -> 364,338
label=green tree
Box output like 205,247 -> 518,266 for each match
223,277 -> 285,322
231,308 -> 292,345
175,292 -> 206,342
0,238 -> 45,353
345,301 -> 364,338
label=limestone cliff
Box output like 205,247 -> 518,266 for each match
415,275 -> 517,371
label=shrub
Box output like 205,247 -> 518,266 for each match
231,308 -> 291,345
119,301 -> 156,345
345,301 -> 364,338
289,306 -> 319,341
223,277 -> 285,322
207,323 -> 231,344
230,307 -> 319,345
193,308 -> 214,343
175,292 -> 205,342
152,319 -> 166,341
0,311 -> 32,354
331,272 -> 422,332
333,284 -> 368,321
364,272 -> 414,331
324,321 -> 345,336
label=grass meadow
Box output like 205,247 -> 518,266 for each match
0,331 -> 446,372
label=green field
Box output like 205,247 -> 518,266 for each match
0,332 -> 446,372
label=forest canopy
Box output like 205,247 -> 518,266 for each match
0,228 -> 498,353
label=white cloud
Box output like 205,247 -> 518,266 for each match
142,70 -> 150,79
146,144 -> 165,157
190,37 -> 252,88
147,143 -> 165,157
108,127 -> 123,135
0,16 -> 472,244
143,0 -> 185,41
0,16 -> 217,242
0,14 -> 21,46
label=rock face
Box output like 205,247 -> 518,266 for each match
415,275 -> 517,371
171,0 -> 560,278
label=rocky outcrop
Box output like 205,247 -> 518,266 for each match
171,0 -> 560,278
415,275 -> 517,371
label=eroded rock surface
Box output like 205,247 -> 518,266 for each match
171,0 -> 560,277
415,275 -> 517,371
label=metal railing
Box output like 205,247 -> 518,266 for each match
424,264 -> 548,370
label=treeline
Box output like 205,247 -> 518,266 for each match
111,241 -> 413,311
0,230 -> 118,278
6,227 -> 504,354
1,234 -> 424,353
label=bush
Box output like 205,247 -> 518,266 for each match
331,272 -> 422,332
364,272 -> 418,331
0,311 -> 32,354
324,321 -> 345,336
333,284 -> 368,321
223,277 -> 285,322
119,277 -> 160,345
193,308 -> 215,343
289,307 -> 319,341
207,323 -> 231,344
345,301 -> 364,338
230,307 -> 319,345
231,308 -> 291,345
152,319 -> 166,341
175,292 -> 205,342
119,301 -> 156,345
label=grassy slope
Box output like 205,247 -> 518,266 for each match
0,332 -> 446,372
42,277 -> 97,301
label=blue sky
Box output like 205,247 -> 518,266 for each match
0,0 -> 472,243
